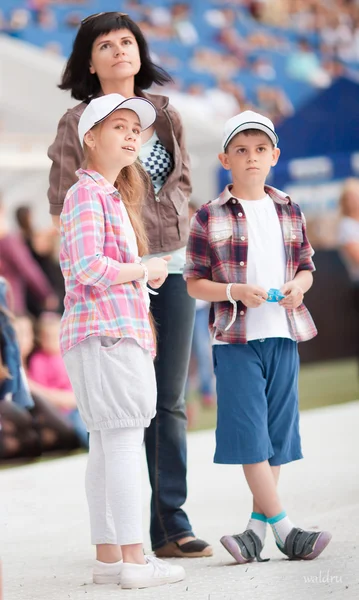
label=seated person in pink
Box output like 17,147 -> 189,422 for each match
27,312 -> 88,447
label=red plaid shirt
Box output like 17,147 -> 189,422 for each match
183,185 -> 317,344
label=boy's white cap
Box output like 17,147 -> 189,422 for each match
222,110 -> 278,150
78,93 -> 156,146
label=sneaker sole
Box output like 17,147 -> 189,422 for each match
93,574 -> 121,584
302,531 -> 332,560
121,572 -> 185,589
220,535 -> 254,564
155,545 -> 213,558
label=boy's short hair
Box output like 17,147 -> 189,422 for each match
222,110 -> 278,152
225,128 -> 275,152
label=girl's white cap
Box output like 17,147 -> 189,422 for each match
78,93 -> 156,146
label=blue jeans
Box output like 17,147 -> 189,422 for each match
191,305 -> 215,396
146,274 -> 196,549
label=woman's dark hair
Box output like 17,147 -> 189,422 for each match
59,12 -> 172,102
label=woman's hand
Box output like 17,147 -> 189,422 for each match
145,256 -> 171,289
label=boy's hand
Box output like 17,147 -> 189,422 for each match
233,284 -> 268,308
279,281 -> 304,309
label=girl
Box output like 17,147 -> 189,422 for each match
59,93 -> 185,589
47,11 -> 210,558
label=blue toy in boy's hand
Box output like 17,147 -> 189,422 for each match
266,288 -> 286,302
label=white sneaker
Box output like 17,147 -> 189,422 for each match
93,559 -> 123,584
121,555 -> 185,589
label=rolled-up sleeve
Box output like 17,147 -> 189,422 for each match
183,207 -> 212,281
61,188 -> 122,291
298,211 -> 316,273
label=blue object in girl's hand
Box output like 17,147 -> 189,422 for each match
266,288 -> 286,302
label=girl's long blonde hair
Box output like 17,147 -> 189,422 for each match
114,160 -> 149,256
115,162 -> 157,344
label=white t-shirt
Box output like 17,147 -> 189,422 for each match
213,194 -> 292,344
338,216 -> 359,283
120,201 -> 150,310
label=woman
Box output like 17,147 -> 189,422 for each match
47,12 -> 211,558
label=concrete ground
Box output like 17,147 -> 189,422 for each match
1,401 -> 359,600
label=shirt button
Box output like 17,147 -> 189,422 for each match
155,195 -> 160,203
240,310 -> 245,315
232,199 -> 236,204
238,212 -> 243,217
241,236 -> 245,241
240,261 -> 244,266
292,234 -> 296,239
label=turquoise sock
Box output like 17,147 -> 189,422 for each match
268,511 -> 294,547
246,512 -> 267,543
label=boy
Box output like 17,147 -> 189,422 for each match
183,111 -> 332,563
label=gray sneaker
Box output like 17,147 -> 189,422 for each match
277,528 -> 332,560
220,529 -> 269,564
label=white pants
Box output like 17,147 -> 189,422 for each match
85,427 -> 144,546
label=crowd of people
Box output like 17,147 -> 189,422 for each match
0,203 -> 89,459
1,1 -> 359,125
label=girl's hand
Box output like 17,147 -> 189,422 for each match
279,281 -> 304,309
145,256 -> 171,289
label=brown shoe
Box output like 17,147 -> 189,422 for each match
155,539 -> 213,558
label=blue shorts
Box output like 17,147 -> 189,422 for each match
213,338 -> 303,466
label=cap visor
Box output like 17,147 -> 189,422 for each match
94,97 -> 156,131
224,122 -> 278,150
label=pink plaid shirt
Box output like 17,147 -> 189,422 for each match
184,184 -> 317,344
59,169 -> 155,356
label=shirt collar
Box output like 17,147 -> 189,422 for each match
218,184 -> 291,206
76,169 -> 121,201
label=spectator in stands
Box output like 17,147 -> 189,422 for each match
7,9 -> 31,36
171,3 -> 199,46
15,205 -> 65,316
204,7 -> 236,29
217,27 -> 247,63
47,12 -> 211,559
0,197 -> 58,316
14,313 -> 83,452
27,312 -> 88,447
286,38 -> 331,87
65,12 -> 82,30
35,7 -> 57,30
250,56 -> 276,81
0,278 -> 78,460
256,85 -> 294,124
191,47 -> 242,78
338,178 -> 359,316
